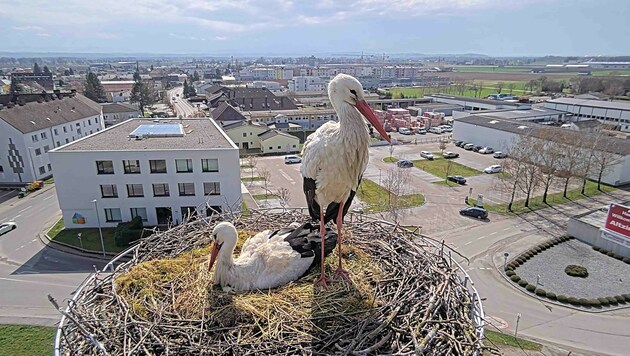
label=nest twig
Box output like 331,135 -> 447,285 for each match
55,209 -> 486,355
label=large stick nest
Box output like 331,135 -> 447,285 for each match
57,210 -> 485,355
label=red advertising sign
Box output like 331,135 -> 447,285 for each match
603,203 -> 630,239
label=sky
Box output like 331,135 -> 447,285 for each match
0,0 -> 628,57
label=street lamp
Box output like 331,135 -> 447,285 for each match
92,199 -> 106,257
77,233 -> 83,250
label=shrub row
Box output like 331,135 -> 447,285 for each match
505,236 -> 572,273
592,245 -> 630,264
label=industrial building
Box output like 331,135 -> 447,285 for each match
425,94 -> 531,111
544,98 -> 630,132
453,107 -> 568,123
49,118 -> 241,228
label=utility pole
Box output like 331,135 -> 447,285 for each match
514,313 -> 521,338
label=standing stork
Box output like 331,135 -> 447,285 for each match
301,74 -> 390,287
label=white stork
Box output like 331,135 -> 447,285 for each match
207,222 -> 337,291
300,74 -> 390,287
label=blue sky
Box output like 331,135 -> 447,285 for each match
0,0 -> 628,56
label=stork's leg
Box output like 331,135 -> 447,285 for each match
314,208 -> 330,288
333,200 -> 350,281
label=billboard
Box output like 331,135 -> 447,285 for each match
601,203 -> 630,247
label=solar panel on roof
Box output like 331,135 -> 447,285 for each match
129,124 -> 184,138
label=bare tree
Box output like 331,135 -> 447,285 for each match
496,82 -> 504,94
389,144 -> 395,161
258,166 -> 272,200
246,155 -> 258,181
507,82 -> 515,95
536,130 -> 563,204
381,167 -> 412,223
276,187 -> 292,208
591,139 -> 623,191
499,137 -> 530,211
555,130 -> 582,198
439,140 -> 447,155
575,134 -> 599,195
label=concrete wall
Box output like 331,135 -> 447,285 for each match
49,147 -> 241,228
568,218 -> 630,258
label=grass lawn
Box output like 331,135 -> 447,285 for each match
356,178 -> 425,213
433,180 -> 462,187
241,201 -> 251,217
252,193 -> 279,200
0,324 -> 55,356
383,156 -> 399,163
48,219 -> 124,254
384,80 -> 531,99
412,157 -> 481,178
484,330 -> 542,351
592,69 -> 630,76
473,180 -> 615,215
241,176 -> 265,182
240,164 -> 254,169
43,177 -> 54,184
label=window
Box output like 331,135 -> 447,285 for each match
56,141 -> 60,146
41,132 -> 47,139
206,206 -> 222,216
70,125 -> 73,131
149,160 -> 167,173
65,138 -> 69,144
0,165 -> 3,172
178,183 -> 195,196
96,117 -> 99,123
130,207 -> 148,222
201,158 -> 219,172
47,164 -> 52,171
100,184 -> 118,198
181,206 -> 198,220
176,159 -> 193,173
34,148 -> 42,156
31,134 -> 38,142
44,145 -> 50,153
153,183 -> 170,197
54,129 -> 58,135
63,126 -> 67,133
127,184 -> 144,197
38,166 -> 46,175
203,182 -> 221,195
105,208 -> 122,222
96,160 -> 114,174
88,119 -> 92,125
277,146 -> 281,149
243,132 -> 247,137
123,160 -> 141,174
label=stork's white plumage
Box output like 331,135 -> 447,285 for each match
300,74 -> 390,287
207,222 -> 337,291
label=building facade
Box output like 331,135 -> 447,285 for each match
49,118 -> 241,228
544,98 -> 630,132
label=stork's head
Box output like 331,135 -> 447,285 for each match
328,74 -> 390,143
208,222 -> 237,272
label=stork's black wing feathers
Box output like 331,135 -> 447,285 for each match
264,222 -> 337,264
304,176 -> 362,225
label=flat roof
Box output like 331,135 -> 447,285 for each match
547,98 -> 630,111
464,107 -> 566,120
54,118 -> 235,152
426,94 -> 524,106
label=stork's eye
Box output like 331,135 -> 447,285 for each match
350,89 -> 357,96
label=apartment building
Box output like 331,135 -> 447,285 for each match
287,76 -> 326,92
49,118 -> 240,228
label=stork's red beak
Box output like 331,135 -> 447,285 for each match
208,242 -> 222,272
355,100 -> 390,143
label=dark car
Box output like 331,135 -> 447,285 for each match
453,140 -> 463,147
443,151 -> 459,159
459,207 -> 488,219
447,175 -> 466,185
472,145 -> 483,152
397,159 -> 414,168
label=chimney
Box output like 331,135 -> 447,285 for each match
250,97 -> 254,108
265,95 -> 268,108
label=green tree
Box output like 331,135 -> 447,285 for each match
69,68 -> 74,75
131,80 -> 155,116
63,69 -> 70,76
189,85 -> 197,97
183,79 -> 190,97
133,70 -> 141,82
83,72 -> 107,102
43,65 -> 51,75
192,71 -> 200,82
33,62 -> 42,74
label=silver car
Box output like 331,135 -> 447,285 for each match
0,222 -> 17,236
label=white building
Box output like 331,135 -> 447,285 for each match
49,118 -> 241,228
101,103 -> 141,127
544,98 -> 630,132
288,76 -> 326,92
250,81 -> 282,92
0,93 -> 103,186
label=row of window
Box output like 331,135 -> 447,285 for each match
96,159 -> 219,175
100,182 -> 220,198
103,205 -> 222,223
37,164 -> 52,175
30,118 -> 99,143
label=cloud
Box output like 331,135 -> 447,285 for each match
214,36 -> 228,41
35,33 -> 51,37
13,25 -> 45,31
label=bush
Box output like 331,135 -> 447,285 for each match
622,258 -> 630,264
534,246 -> 543,253
506,270 -> 516,277
607,297 -> 618,305
592,246 -> 601,251
510,275 -> 521,282
517,257 -> 526,264
598,297 -> 610,306
578,298 -> 590,307
546,292 -> 557,300
613,254 -> 624,261
599,249 -> 609,255
565,264 -> 588,278
543,242 -> 553,249
526,284 -> 536,292
615,296 -> 626,304
518,279 -> 528,287
535,288 -> 546,296
590,299 -> 601,307
114,216 -> 145,247
607,251 -> 615,257
557,295 -> 568,303
568,297 -> 580,305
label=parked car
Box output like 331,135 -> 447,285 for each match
440,126 -> 453,132
420,151 -> 435,160
479,147 -> 494,154
447,175 -> 466,185
443,151 -> 459,159
463,143 -> 474,150
399,127 -> 412,135
484,165 -> 502,174
0,222 -> 17,236
459,207 -> 488,219
453,140 -> 463,146
428,127 -> 443,134
416,128 -> 427,135
284,155 -> 302,164
493,151 -> 508,158
397,159 -> 414,168
472,145 -> 483,152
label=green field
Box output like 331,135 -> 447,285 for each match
356,178 -> 425,213
412,157 -> 481,178
591,69 -> 630,76
48,219 -> 124,253
484,330 -> 542,351
454,66 -> 532,73
384,80 -> 533,99
0,325 -> 55,356
241,176 -> 265,182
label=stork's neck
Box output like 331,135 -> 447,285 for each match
337,102 -> 370,143
215,239 -> 236,272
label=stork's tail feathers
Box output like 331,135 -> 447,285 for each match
282,222 -> 337,267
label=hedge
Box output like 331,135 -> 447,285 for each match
565,265 -> 588,278
557,295 -> 568,303
624,294 -> 630,302
615,296 -> 626,304
114,216 -> 144,247
598,297 -> 610,306
546,292 -> 557,300
535,288 -> 546,296
592,246 -> 601,251
506,270 -> 516,277
518,279 -> 528,287
590,299 -> 601,307
623,258 -> 630,264
510,275 -> 521,282
526,284 -> 536,292
568,297 -> 580,305
607,297 -> 618,305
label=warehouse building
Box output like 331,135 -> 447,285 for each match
544,98 -> 630,132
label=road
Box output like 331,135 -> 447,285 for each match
0,187 -> 105,326
168,87 -> 199,118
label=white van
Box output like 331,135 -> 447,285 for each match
429,127 -> 443,134
398,127 -> 412,135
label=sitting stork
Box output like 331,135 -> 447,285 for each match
301,74 -> 390,287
